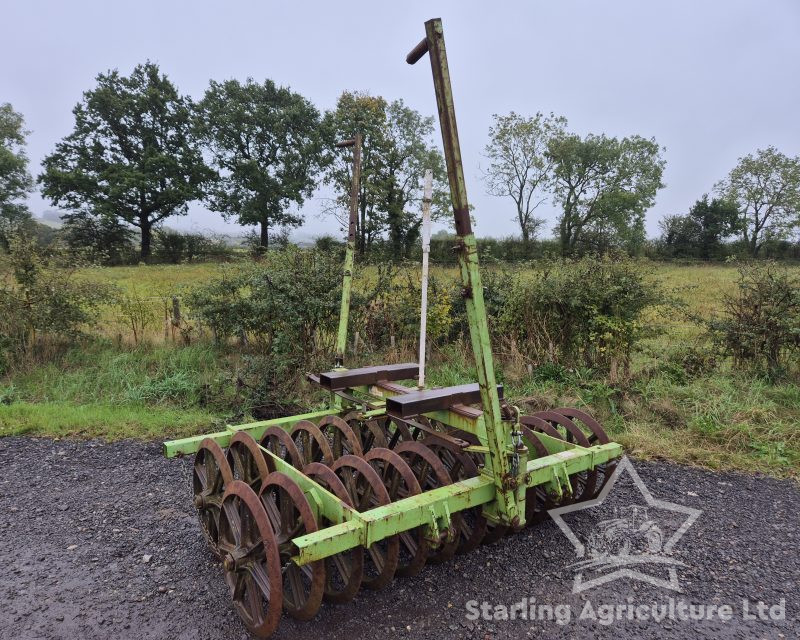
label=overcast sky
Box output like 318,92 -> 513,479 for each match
4,1 -> 799,240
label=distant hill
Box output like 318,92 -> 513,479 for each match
36,210 -> 64,228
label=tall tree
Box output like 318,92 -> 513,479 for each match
689,195 -> 739,260
322,92 -> 388,255
0,103 -> 33,247
715,147 -> 800,257
380,99 -> 447,257
548,133 -> 665,256
324,92 -> 447,258
484,112 -> 566,243
196,79 -> 323,250
39,62 -> 211,260
660,195 -> 739,260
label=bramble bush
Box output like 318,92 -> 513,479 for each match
708,262 -> 800,377
497,255 -> 670,380
185,247 -> 344,415
0,233 -> 116,372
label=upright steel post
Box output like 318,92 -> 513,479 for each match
334,134 -> 362,368
407,19 -> 518,524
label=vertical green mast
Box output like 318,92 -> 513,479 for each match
334,133 -> 362,368
408,19 -> 510,505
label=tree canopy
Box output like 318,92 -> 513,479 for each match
715,146 -> 800,256
195,78 -> 324,250
324,92 -> 447,257
660,195 -> 739,259
39,62 -> 211,260
548,133 -> 665,256
484,111 -> 566,243
0,103 -> 33,247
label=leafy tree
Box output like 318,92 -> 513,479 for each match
689,195 -> 739,260
715,146 -> 800,257
322,92 -> 388,255
380,100 -> 447,257
659,213 -> 700,258
548,133 -> 665,256
0,104 -> 33,248
60,211 -> 135,265
324,92 -> 447,258
484,112 -> 566,243
660,195 -> 739,260
39,62 -> 211,260
196,79 -> 323,250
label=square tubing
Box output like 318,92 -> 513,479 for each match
162,408 -> 343,457
288,439 -> 622,565
410,18 -> 517,524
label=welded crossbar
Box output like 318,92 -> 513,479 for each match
162,408 -> 344,458
285,438 -> 622,565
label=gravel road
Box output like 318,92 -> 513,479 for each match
0,436 -> 797,640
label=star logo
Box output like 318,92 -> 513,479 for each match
549,456 -> 701,593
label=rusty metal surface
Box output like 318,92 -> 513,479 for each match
218,480 -> 283,638
364,447 -> 427,578
301,462 -> 365,603
330,454 -> 399,590
318,363 -> 419,391
193,438 -> 233,557
385,383 -> 504,418
259,472 -> 325,621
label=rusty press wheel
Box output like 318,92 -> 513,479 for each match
364,447 -> 428,578
193,438 -> 233,557
290,420 -> 334,466
259,426 -> 303,470
553,407 -> 616,498
303,463 -> 364,604
259,473 -> 325,621
218,480 -> 283,639
331,454 -> 399,590
394,440 -> 460,563
318,415 -> 363,459
424,439 -> 488,554
344,412 -> 389,453
227,431 -> 271,495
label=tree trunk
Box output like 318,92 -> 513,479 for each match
260,221 -> 269,250
140,219 -> 152,261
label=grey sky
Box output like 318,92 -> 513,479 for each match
4,1 -> 799,240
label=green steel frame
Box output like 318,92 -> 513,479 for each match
162,17 -> 622,568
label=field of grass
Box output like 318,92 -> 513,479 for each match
2,260 -> 798,479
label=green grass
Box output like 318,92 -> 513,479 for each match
0,402 -> 222,440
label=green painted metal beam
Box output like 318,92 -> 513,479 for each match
334,133 -> 362,367
162,408 -> 342,458
288,439 -> 622,565
419,18 -> 517,523
261,447 -> 356,525
291,473 -> 496,565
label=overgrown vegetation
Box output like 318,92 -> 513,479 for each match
0,247 -> 797,478
497,255 -> 672,381
707,262 -> 800,377
0,234 -> 115,372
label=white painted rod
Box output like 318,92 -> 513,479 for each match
419,169 -> 433,389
